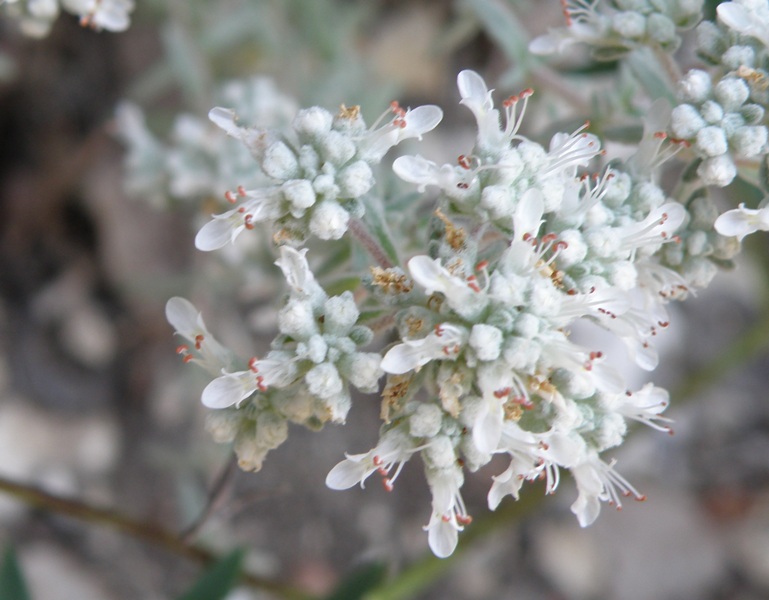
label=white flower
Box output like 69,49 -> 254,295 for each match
357,104 -> 443,163
570,453 -> 646,527
195,188 -> 282,251
614,383 -> 673,433
407,255 -> 487,319
424,465 -> 469,558
274,246 -> 317,295
201,355 -> 298,409
381,323 -> 468,375
165,297 -> 229,374
714,203 -> 769,240
457,69 -> 504,151
325,428 -> 417,491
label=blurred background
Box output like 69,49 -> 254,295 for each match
2,0 -> 769,598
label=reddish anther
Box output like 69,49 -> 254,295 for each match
176,344 -> 189,355
476,260 -> 489,271
237,185 -> 247,197
244,215 -> 255,230
195,334 -> 204,350
248,356 -> 259,372
225,190 -> 237,203
494,387 -> 512,399
256,375 -> 267,392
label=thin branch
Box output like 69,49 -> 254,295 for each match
349,218 -> 394,269
180,455 -> 239,543
0,475 -> 312,600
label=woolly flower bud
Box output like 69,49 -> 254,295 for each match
293,107 -> 333,140
700,101 -> 724,124
256,413 -> 289,450
647,14 -> 676,45
323,291 -> 359,336
234,436 -> 269,472
343,352 -> 382,392
722,45 -> 755,69
686,230 -> 709,256
697,154 -> 737,186
732,125 -> 768,158
678,69 -> 712,104
279,297 -> 318,338
513,312 -> 540,339
714,78 -> 749,112
262,141 -> 299,180
481,185 -> 515,220
310,200 -> 350,240
282,179 -> 316,216
741,104 -> 765,126
318,130 -> 356,166
634,181 -> 665,213
297,335 -> 328,363
671,104 -> 705,138
305,362 -> 343,400
337,160 -> 374,198
469,324 -> 503,361
612,11 -> 646,38
695,20 -> 724,62
204,411 -> 240,444
607,260 -> 637,290
556,230 -> 588,267
424,435 -> 456,469
409,403 -> 444,438
695,126 -> 728,157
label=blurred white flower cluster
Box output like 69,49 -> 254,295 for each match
1,0 -> 133,36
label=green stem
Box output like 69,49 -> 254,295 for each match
0,475 -> 312,600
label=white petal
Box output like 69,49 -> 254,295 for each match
717,3 -> 752,33
408,256 -> 448,294
427,517 -> 458,558
275,246 -> 314,292
472,402 -> 503,455
201,373 -> 253,409
325,458 -> 369,490
392,155 -> 439,191
570,462 -> 604,527
381,338 -> 437,374
457,70 -> 491,110
402,105 -> 443,138
714,204 -> 769,240
165,297 -> 200,336
208,107 -> 242,138
513,188 -> 544,241
195,215 -> 242,251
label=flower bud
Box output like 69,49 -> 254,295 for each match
262,140 -> 299,180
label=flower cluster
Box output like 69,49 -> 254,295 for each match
670,68 -> 767,186
1,0 -> 133,37
529,0 -> 703,60
168,247 -> 383,472
115,77 -> 298,210
195,98 -> 442,248
326,70 -> 694,557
